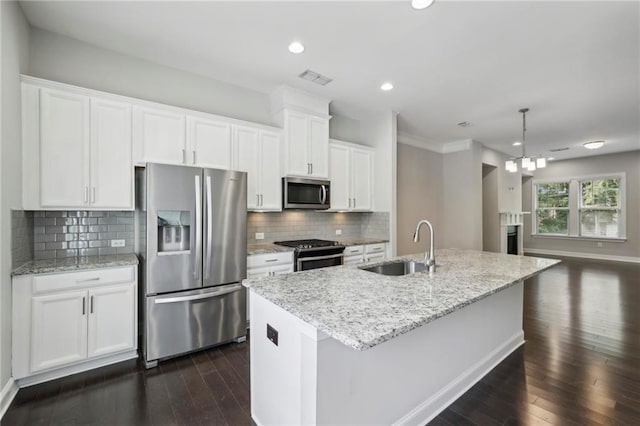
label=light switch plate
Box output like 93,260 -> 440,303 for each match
255,233 -> 265,240
111,239 -> 125,248
335,229 -> 342,235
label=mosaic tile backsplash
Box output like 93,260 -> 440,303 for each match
32,211 -> 135,260
247,211 -> 389,243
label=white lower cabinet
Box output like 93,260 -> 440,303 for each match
246,252 -> 294,324
344,243 -> 387,265
13,266 -> 138,386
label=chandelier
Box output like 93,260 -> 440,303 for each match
505,108 -> 546,173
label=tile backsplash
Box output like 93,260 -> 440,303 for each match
247,211 -> 389,243
32,211 -> 134,260
11,210 -> 34,269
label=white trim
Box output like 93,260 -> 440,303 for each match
531,234 -> 626,243
524,248 -> 640,264
394,331 -> 525,426
442,139 -> 473,154
0,378 -> 19,420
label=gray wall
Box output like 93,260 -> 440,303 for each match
396,143 -> 443,256
1,0 -> 29,395
482,165 -> 500,252
28,28 -> 273,126
248,212 -> 389,244
523,151 -> 640,259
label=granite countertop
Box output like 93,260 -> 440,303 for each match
247,244 -> 296,256
12,253 -> 139,276
243,249 -> 559,351
336,237 -> 389,246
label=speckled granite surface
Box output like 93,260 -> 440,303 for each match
12,254 -> 139,276
336,237 -> 389,246
244,249 -> 560,351
248,244 -> 296,256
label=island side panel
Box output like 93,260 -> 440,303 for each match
315,281 -> 525,425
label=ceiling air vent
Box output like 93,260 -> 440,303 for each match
299,69 -> 333,86
549,147 -> 570,152
457,121 -> 472,128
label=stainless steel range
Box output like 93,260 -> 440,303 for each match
274,239 -> 345,271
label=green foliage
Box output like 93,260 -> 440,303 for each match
581,178 -> 620,207
537,209 -> 568,234
536,182 -> 569,208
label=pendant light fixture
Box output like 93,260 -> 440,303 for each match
505,107 -> 546,173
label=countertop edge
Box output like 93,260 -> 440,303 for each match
12,254 -> 139,276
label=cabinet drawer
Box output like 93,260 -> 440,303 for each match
365,243 -> 385,254
344,245 -> 364,256
247,252 -> 293,269
33,267 -> 134,294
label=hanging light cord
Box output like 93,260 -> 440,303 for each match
520,107 -> 528,159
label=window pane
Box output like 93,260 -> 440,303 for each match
536,209 -> 569,234
537,183 -> 569,208
581,210 -> 619,238
581,178 -> 620,208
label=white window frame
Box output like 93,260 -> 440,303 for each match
532,173 -> 626,240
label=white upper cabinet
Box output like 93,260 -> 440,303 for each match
133,106 -> 186,165
39,89 -> 90,207
328,139 -> 374,212
233,126 -> 282,211
282,110 -> 330,179
24,85 -> 133,210
90,99 -> 133,209
186,117 -> 232,169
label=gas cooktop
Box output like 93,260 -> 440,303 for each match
274,239 -> 343,249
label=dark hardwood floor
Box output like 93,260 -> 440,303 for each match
3,256 -> 639,425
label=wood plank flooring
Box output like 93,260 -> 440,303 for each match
3,256 -> 639,425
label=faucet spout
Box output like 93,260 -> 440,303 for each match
413,220 -> 436,273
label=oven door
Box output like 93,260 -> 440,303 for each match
297,252 -> 344,271
283,177 -> 330,210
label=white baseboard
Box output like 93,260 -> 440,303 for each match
524,248 -> 640,264
1,378 -> 19,420
395,331 -> 525,426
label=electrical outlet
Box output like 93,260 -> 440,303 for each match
255,232 -> 265,240
111,239 -> 125,248
336,229 -> 342,235
597,242 -> 603,248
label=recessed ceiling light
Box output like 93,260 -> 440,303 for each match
380,82 -> 394,91
288,41 -> 305,54
411,0 -> 435,10
583,140 -> 605,150
513,141 -> 522,146
548,157 -> 555,161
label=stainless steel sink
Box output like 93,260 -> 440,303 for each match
360,260 -> 429,276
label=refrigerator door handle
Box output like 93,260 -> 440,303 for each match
194,175 -> 202,280
154,284 -> 243,304
204,175 -> 213,280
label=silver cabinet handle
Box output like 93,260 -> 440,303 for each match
91,187 -> 96,204
260,194 -> 263,206
204,175 -> 213,280
265,259 -> 278,263
76,277 -> 100,283
307,163 -> 311,174
310,163 -> 313,175
194,175 -> 202,280
256,194 -> 260,206
84,187 -> 89,204
90,295 -> 94,314
349,249 -> 359,253
192,150 -> 196,164
348,198 -> 351,208
353,198 -> 356,209
155,284 -> 243,304
181,149 -> 186,164
82,296 -> 86,315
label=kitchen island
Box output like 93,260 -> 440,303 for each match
243,249 -> 559,425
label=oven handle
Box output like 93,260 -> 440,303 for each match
297,252 -> 344,271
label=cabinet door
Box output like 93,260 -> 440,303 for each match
90,98 -> 133,209
285,111 -> 310,176
187,117 -> 232,169
309,117 -> 329,178
329,144 -> 350,210
39,89 -> 90,207
259,131 -> 282,211
351,148 -> 373,211
133,107 -> 186,164
234,126 -> 260,209
88,283 -> 136,358
31,290 -> 88,372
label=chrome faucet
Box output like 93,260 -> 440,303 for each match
413,220 -> 436,273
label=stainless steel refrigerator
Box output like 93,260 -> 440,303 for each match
135,163 -> 247,368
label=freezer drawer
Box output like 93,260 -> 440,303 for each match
145,283 -> 246,362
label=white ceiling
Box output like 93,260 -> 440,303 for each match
20,1 -> 640,161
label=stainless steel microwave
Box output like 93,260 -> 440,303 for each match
283,177 -> 330,210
